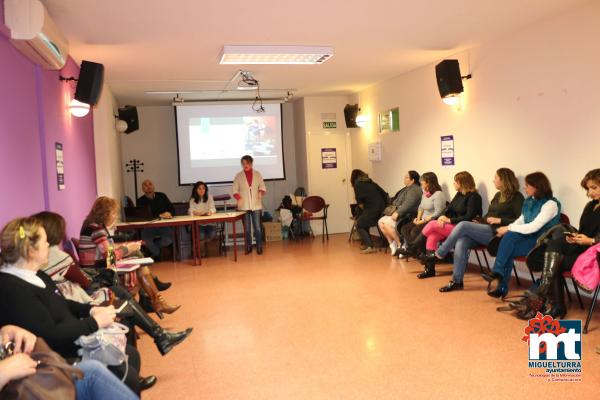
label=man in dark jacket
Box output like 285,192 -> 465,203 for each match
351,170 -> 387,254
137,180 -> 176,259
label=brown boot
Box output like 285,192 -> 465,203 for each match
137,266 -> 181,316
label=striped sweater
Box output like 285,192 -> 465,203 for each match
78,222 -> 130,268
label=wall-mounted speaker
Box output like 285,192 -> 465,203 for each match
75,60 -> 104,105
118,106 -> 139,134
344,104 -> 359,128
435,59 -> 463,98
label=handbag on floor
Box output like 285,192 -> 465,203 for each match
0,338 -> 83,400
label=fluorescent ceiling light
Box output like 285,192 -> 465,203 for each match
220,45 -> 333,65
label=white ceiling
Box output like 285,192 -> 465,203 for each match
42,0 -> 590,106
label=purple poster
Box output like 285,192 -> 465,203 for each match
441,135 -> 455,166
321,148 -> 337,169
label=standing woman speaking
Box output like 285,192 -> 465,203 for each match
233,155 -> 267,255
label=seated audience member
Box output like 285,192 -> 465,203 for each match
351,169 -> 388,254
35,211 -> 192,356
416,171 -> 482,279
0,217 -> 153,394
484,172 -> 561,298
398,172 -> 447,258
515,169 -> 600,318
0,325 -> 139,400
79,197 -> 180,317
137,179 -> 176,259
436,168 -> 524,292
377,170 -> 422,256
189,181 -> 217,253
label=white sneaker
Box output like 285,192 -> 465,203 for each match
389,242 -> 398,255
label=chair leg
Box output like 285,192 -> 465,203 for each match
322,220 -> 325,243
474,250 -> 484,274
512,263 -> 522,287
561,275 -> 572,304
325,219 -> 329,240
528,267 -> 535,284
482,252 -> 491,273
349,221 -> 356,243
571,277 -> 584,310
584,285 -> 600,334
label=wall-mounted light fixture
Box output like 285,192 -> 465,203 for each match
60,75 -> 90,117
69,99 -> 90,117
356,114 -> 369,128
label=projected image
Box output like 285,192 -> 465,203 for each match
189,116 -> 278,160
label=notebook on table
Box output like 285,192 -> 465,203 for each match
123,206 -> 157,222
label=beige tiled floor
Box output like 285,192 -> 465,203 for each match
137,234 -> 600,399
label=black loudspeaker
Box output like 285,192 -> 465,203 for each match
435,59 -> 463,98
118,106 -> 139,134
75,61 -> 104,105
344,104 -> 359,128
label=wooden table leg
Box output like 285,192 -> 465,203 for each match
233,219 -> 237,262
192,221 -> 200,266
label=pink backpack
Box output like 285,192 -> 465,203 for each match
572,243 -> 600,292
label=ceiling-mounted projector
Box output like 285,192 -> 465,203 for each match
237,71 -> 259,90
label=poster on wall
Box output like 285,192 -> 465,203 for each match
368,142 -> 382,161
441,135 -> 455,166
55,142 -> 65,190
321,148 -> 337,169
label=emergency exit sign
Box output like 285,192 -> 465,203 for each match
323,121 -> 336,129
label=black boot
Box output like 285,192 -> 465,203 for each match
417,251 -> 436,279
153,275 -> 172,291
546,273 -> 567,319
537,252 -> 564,297
398,234 -> 426,258
126,299 -> 193,356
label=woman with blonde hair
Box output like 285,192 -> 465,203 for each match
417,171 -> 483,279
0,217 -> 152,394
79,196 -> 180,318
435,168 -> 524,292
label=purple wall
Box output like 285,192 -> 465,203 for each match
0,0 -> 98,239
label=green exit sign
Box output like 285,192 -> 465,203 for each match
323,121 -> 337,129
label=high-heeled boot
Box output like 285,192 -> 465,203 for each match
138,266 -> 181,317
536,252 -> 564,297
546,273 -> 567,319
126,299 -> 193,356
417,250 -> 436,279
153,275 -> 171,291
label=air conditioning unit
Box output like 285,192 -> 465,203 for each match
4,0 -> 69,70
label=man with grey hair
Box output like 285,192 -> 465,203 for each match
137,180 -> 175,260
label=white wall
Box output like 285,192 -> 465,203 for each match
352,0 -> 600,223
93,84 -> 124,200
120,104 -> 297,212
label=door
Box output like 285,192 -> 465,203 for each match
306,130 -> 353,234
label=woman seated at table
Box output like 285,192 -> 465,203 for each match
435,168 -> 524,292
79,197 -> 180,317
0,217 -> 153,394
415,171 -> 483,279
189,181 -> 218,255
484,172 -> 561,298
35,211 -> 192,356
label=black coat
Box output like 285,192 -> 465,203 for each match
0,271 -> 98,359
